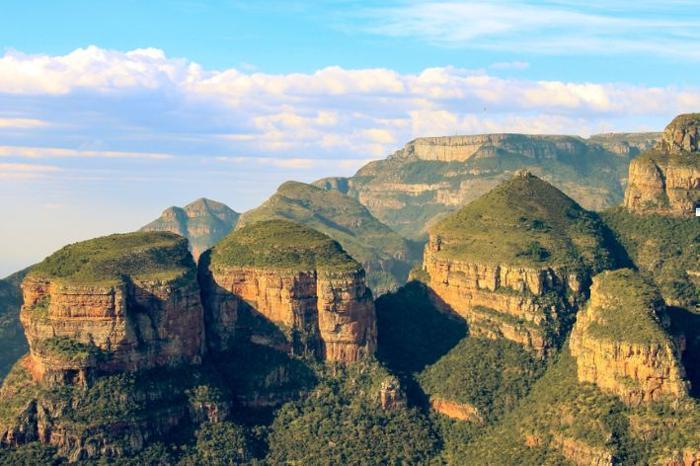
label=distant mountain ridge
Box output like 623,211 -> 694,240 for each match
140,197 -> 239,260
315,131 -> 661,239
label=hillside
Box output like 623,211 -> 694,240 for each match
0,270 -> 29,380
237,181 -> 419,295
140,198 -> 239,260
315,132 -> 660,239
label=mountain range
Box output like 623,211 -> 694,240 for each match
0,114 -> 697,465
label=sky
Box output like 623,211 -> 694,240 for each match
0,0 -> 699,276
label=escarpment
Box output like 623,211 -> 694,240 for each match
315,132 -> 661,239
201,220 -> 377,363
141,198 -> 239,260
624,113 -> 700,217
570,269 -> 688,405
423,171 -> 615,355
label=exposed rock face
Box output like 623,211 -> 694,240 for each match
202,220 -> 377,363
379,376 -> 406,410
18,233 -> 205,386
422,172 -> 613,354
570,270 -> 688,406
550,434 -> 614,466
624,114 -> 700,217
430,398 -> 483,423
141,198 -> 239,260
315,132 -> 661,239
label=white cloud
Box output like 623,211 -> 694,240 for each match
0,46 -> 697,168
0,118 -> 48,128
0,162 -> 61,179
0,145 -> 174,160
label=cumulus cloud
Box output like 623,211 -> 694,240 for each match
0,45 -> 697,174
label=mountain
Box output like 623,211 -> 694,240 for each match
200,219 -> 376,363
0,270 -> 29,380
623,113 -> 699,217
140,198 -> 239,260
237,180 -> 420,295
314,132 -> 660,239
422,170 -> 616,355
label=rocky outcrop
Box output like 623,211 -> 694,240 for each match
430,397 -> 483,423
379,376 -> 406,410
658,450 -> 700,466
202,220 -> 377,363
570,270 -> 688,406
624,114 -> 699,217
141,198 -> 239,260
550,434 -> 614,466
16,233 -> 205,387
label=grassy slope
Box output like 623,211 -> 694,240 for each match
29,232 -> 193,285
238,181 -> 418,293
211,219 -> 360,272
431,172 -> 614,270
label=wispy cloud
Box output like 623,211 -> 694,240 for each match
0,118 -> 49,128
361,1 -> 700,59
0,145 -> 174,160
0,162 -> 61,179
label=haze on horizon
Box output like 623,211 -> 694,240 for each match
1,0 -> 699,276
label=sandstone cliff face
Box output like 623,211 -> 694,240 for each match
20,274 -> 204,386
569,270 -> 688,406
202,264 -> 376,363
423,247 -> 579,354
141,198 -> 240,260
624,114 -> 700,217
430,397 -> 483,423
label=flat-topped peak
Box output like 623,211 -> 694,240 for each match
211,219 -> 360,272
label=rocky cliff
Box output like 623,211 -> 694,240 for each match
570,269 -> 688,406
237,181 -> 418,295
201,220 -> 376,363
315,132 -> 660,239
623,114 -> 700,217
0,233 -> 229,462
423,171 -> 614,354
141,198 -> 239,260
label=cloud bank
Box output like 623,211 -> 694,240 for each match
0,45 -> 697,175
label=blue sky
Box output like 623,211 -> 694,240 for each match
1,0 -> 699,275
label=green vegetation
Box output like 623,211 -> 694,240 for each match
265,361 -> 440,465
419,337 -> 545,422
0,269 -> 29,380
30,232 -> 193,285
585,269 -> 669,346
237,181 -> 419,294
431,172 -> 615,270
36,336 -> 108,363
211,219 -> 360,272
601,207 -> 699,308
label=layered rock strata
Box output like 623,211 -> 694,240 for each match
624,114 -> 700,217
19,234 -> 204,386
570,269 -> 688,406
202,220 -> 377,363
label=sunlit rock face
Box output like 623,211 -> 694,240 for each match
570,269 -> 688,406
624,113 -> 700,217
18,232 -> 205,386
201,220 -> 376,363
